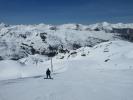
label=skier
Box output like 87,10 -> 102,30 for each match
46,68 -> 51,79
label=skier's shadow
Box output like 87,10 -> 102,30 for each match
33,75 -> 43,78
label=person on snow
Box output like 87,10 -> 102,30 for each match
46,68 -> 51,79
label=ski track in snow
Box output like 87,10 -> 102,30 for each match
0,59 -> 133,100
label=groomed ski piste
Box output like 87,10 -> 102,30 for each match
0,40 -> 133,100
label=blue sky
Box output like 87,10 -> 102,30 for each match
0,0 -> 133,24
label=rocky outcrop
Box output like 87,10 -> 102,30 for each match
112,28 -> 133,41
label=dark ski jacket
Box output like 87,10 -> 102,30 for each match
46,69 -> 51,75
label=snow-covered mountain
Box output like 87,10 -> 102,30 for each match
0,22 -> 113,60
0,22 -> 133,72
0,22 -> 133,100
1,22 -> 133,60
88,22 -> 133,30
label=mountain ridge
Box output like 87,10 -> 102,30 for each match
0,22 -> 133,60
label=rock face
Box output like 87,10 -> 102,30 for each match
112,28 -> 133,34
111,28 -> 133,41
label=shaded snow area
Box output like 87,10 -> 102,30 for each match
0,40 -> 133,100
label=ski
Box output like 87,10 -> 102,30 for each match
44,78 -> 53,80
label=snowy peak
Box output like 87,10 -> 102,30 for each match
0,23 -> 9,29
88,22 -> 133,30
1,22 -> 133,31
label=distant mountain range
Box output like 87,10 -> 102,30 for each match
0,22 -> 133,60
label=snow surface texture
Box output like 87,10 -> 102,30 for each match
0,40 -> 133,100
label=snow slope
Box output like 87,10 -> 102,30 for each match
0,23 -> 133,100
0,42 -> 133,100
89,40 -> 133,69
0,58 -> 67,81
0,40 -> 133,81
